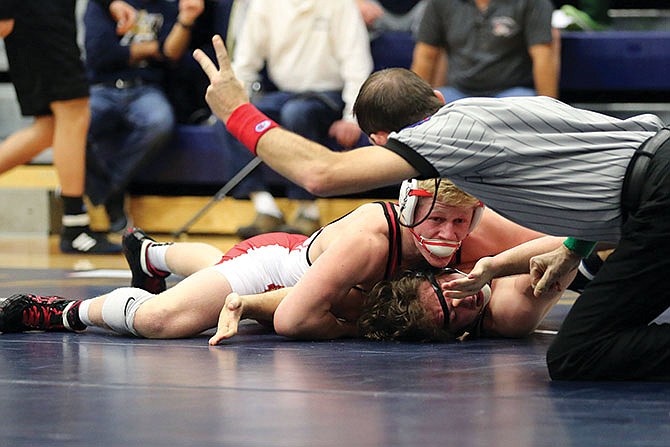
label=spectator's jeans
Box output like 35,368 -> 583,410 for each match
86,84 -> 175,206
223,90 -> 344,200
438,86 -> 536,105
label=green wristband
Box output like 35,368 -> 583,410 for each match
563,238 -> 596,258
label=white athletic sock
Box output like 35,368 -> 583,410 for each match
147,243 -> 172,274
78,299 -> 93,327
295,201 -> 320,220
251,191 -> 283,218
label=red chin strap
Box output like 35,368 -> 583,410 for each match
409,229 -> 461,258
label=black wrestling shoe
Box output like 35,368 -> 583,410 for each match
0,294 -> 85,333
60,227 -> 122,254
122,227 -> 168,294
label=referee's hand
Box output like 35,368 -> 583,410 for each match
530,245 -> 581,297
193,35 -> 249,123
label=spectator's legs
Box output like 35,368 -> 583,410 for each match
112,86 -> 174,231
87,86 -> 174,232
50,96 -> 121,254
50,97 -> 89,196
113,86 -> 175,196
86,85 -> 124,206
0,116 -> 54,174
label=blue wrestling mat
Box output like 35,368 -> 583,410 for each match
1,267 -> 669,447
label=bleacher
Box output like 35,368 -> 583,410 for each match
1,2 -> 669,235
559,8 -> 670,122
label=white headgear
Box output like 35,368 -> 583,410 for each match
398,179 -> 484,232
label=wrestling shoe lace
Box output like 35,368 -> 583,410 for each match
0,294 -> 84,333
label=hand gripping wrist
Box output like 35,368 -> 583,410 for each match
563,237 -> 596,258
225,103 -> 279,155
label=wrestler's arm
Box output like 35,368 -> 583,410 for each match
273,233 -> 386,340
445,236 -> 565,298
458,207 -> 545,268
193,35 -> 419,196
208,288 -> 290,345
483,267 -> 575,338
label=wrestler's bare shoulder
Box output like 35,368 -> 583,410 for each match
310,202 -> 394,255
324,202 -> 393,235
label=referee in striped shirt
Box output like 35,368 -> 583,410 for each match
196,38 -> 669,381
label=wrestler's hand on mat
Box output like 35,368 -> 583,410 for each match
530,245 -> 580,298
0,19 -> 14,38
442,258 -> 494,298
109,1 -> 137,35
193,35 -> 248,123
209,292 -> 244,346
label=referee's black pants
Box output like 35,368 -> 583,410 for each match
547,136 -> 670,380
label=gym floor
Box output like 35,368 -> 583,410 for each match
1,235 -> 669,447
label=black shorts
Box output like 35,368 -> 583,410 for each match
4,0 -> 89,117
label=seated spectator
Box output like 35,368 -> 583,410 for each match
224,0 -> 373,238
84,0 -> 204,233
411,0 -> 559,103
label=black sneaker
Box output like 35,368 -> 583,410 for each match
60,228 -> 122,254
105,192 -> 133,234
0,294 -> 85,333
122,227 -> 168,294
109,214 -> 133,235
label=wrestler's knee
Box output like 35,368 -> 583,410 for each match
101,287 -> 154,336
133,303 -> 181,339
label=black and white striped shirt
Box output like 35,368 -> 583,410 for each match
385,96 -> 665,242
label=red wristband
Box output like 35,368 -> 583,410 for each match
225,103 -> 279,155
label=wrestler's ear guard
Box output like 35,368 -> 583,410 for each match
398,179 -> 431,227
469,202 -> 484,233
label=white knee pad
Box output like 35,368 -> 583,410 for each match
101,287 -> 155,336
